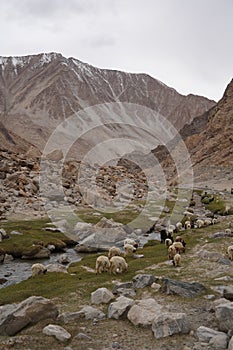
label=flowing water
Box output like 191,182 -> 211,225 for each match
0,248 -> 82,289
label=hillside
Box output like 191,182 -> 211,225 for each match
151,79 -> 233,190
187,78 -> 233,167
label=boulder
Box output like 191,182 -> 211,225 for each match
73,222 -> 93,235
58,305 -> 105,323
196,326 -> 227,343
132,274 -> 158,289
94,217 -> 123,228
209,334 -> 228,349
58,253 -> 71,264
0,296 -> 58,336
43,324 -> 71,342
152,312 -> 190,339
79,305 -> 105,320
74,244 -> 107,253
91,287 -> 115,305
112,282 -> 134,295
46,263 -> 68,273
127,298 -> 165,326
228,336 -> 233,350
215,302 -> 233,332
108,296 -> 134,320
58,311 -> 85,324
74,217 -> 128,248
112,282 -> 136,297
161,278 -> 206,298
21,247 -> 51,259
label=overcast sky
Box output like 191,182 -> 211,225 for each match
0,0 -> 232,101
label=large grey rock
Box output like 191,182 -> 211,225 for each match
152,312 -> 190,339
112,282 -> 136,297
113,287 -> 136,298
196,326 -> 227,343
76,217 -> 127,248
228,336 -> 233,350
127,298 -> 165,326
46,263 -> 68,273
73,222 -> 93,236
215,303 -> 233,332
91,287 -> 115,305
161,278 -> 206,298
21,247 -> 51,259
80,305 -> 105,320
0,296 -> 58,336
108,296 -> 134,319
43,324 -> 71,342
58,305 -> 105,323
112,282 -> 134,294
58,311 -> 85,324
132,274 -> 158,289
74,244 -> 106,253
209,333 -> 228,349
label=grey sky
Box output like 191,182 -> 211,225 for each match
0,0 -> 232,101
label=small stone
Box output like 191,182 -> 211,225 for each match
151,283 -> 161,291
75,332 -> 92,340
43,324 -> 71,342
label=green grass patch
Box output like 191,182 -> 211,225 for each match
0,218 -> 75,257
75,206 -> 141,225
201,194 -> 233,215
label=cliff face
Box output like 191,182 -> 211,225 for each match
153,79 -> 233,189
186,78 -> 233,167
0,53 -> 215,157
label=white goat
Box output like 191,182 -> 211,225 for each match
110,256 -> 128,274
31,263 -> 47,277
173,253 -> 181,267
108,246 -> 121,259
123,238 -> 138,248
95,255 -> 110,274
124,243 -> 136,257
226,245 -> 233,260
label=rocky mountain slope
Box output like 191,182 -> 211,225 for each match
154,79 -> 233,188
0,53 -> 215,158
186,78 -> 233,167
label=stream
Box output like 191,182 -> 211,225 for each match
0,248 -> 82,289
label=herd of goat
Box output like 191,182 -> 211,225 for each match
31,216 -> 233,277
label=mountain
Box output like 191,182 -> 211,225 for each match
186,78 -> 233,167
155,79 -> 233,189
0,53 -> 215,159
